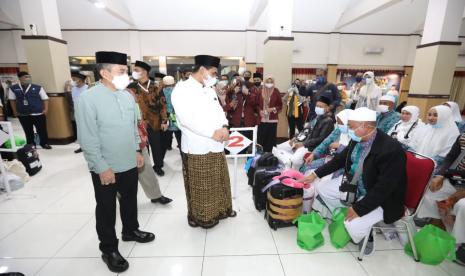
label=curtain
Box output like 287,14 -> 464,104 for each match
450,75 -> 465,113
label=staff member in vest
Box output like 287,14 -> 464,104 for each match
128,60 -> 169,176
299,107 -> 407,256
9,71 -> 52,149
172,54 -> 236,229
76,51 -> 155,273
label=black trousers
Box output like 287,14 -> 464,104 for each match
147,127 -> 166,169
165,130 -> 182,149
91,167 -> 139,254
287,116 -> 303,139
257,122 -> 278,153
18,114 -> 49,145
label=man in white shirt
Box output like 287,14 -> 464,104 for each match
9,71 -> 52,149
69,72 -> 88,153
172,55 -> 236,229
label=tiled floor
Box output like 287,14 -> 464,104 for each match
0,119 -> 464,275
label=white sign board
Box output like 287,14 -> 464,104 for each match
225,131 -> 252,155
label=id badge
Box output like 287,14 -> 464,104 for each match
23,99 -> 29,106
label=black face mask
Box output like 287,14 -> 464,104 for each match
244,77 -> 251,81
254,81 -> 261,87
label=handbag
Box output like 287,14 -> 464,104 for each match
328,207 -> 351,249
293,211 -> 326,251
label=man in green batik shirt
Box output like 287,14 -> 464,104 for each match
76,51 -> 155,273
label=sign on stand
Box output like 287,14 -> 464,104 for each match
225,127 -> 257,200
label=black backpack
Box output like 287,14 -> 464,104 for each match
17,144 -> 42,176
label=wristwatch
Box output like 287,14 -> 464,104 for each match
136,149 -> 142,153
222,124 -> 230,130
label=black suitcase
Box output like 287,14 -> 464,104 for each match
17,144 -> 42,176
247,153 -> 279,186
252,167 -> 281,211
266,183 -> 303,230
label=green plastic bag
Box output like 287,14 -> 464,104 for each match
405,224 -> 456,265
293,211 -> 326,251
3,135 -> 26,149
329,207 -> 351,249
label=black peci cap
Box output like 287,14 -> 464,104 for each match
71,72 -> 86,80
135,60 -> 151,73
17,71 -> 30,78
95,51 -> 127,65
194,55 -> 220,68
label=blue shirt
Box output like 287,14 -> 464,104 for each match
377,111 -> 401,134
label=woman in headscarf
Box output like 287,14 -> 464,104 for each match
355,71 -> 382,111
257,76 -> 283,152
388,105 -> 424,149
410,105 -> 460,168
444,101 -> 465,133
282,85 -> 305,139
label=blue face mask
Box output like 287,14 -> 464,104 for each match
338,124 -> 348,134
355,77 -> 363,82
348,129 -> 362,142
431,123 -> 442,129
316,76 -> 326,85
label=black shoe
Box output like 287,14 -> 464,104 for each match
153,167 -> 165,176
167,146 -> 173,151
151,196 -> 173,205
101,251 -> 129,273
41,144 -> 52,150
122,230 -> 155,243
74,148 -> 82,153
455,244 -> 465,266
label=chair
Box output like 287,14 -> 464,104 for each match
358,150 -> 435,261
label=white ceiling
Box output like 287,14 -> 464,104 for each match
0,0 -> 464,36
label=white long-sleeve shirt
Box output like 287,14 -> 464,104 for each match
171,76 -> 228,154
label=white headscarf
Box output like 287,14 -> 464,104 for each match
388,105 -> 424,146
357,71 -> 382,111
445,101 -> 463,123
411,105 -> 459,158
336,109 -> 353,146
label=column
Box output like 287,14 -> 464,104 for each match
327,64 -> 338,84
19,0 -> 73,143
263,0 -> 294,139
407,0 -> 465,119
399,66 -> 413,104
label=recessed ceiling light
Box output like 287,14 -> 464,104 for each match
94,1 -> 106,9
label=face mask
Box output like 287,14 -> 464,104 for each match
21,78 -> 32,86
111,74 -> 130,90
70,80 -> 77,87
337,124 -> 348,134
265,83 -> 274,89
337,86 -> 343,90
254,81 -> 261,87
348,129 -> 362,143
132,71 -> 142,80
431,123 -> 442,129
219,80 -> 228,86
365,78 -> 373,85
377,104 -> 389,113
315,107 -> 325,115
316,76 -> 326,84
203,72 -> 217,87
355,77 -> 363,82
244,77 -> 251,81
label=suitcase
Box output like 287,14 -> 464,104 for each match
266,183 -> 303,230
252,167 -> 281,211
17,144 -> 42,176
247,152 -> 279,186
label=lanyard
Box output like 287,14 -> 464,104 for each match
19,84 -> 32,95
137,80 -> 151,92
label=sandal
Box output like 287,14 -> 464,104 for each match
228,210 -> 237,218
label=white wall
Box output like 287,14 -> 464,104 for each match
1,29 -> 464,69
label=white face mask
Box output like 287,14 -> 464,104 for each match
203,72 -> 217,87
365,78 -> 373,85
132,71 -> 142,80
377,104 -> 389,113
111,74 -> 130,90
337,86 -> 343,90
315,106 -> 325,115
70,80 -> 77,87
265,83 -> 274,89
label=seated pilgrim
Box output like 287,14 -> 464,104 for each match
387,105 -> 424,149
376,95 -> 400,134
416,132 -> 465,266
298,107 -> 407,256
275,95 -> 334,170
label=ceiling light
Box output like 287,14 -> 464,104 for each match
94,1 -> 106,9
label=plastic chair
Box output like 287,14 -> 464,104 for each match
358,150 -> 435,261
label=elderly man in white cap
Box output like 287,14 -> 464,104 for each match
299,107 -> 407,256
376,95 -> 400,134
